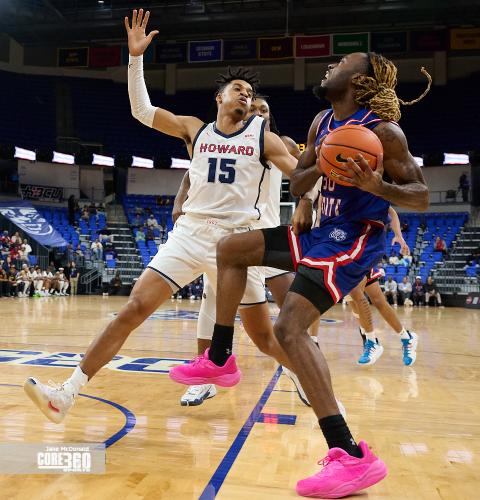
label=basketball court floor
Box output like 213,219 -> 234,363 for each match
0,296 -> 478,499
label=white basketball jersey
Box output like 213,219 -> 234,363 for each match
182,115 -> 269,227
255,164 -> 281,228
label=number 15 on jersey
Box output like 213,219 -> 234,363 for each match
207,158 -> 236,184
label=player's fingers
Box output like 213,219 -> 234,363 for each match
132,9 -> 137,28
141,10 -> 150,28
376,153 -> 384,173
137,9 -> 144,27
347,158 -> 364,177
124,16 -> 131,31
147,30 -> 159,42
335,174 -> 357,186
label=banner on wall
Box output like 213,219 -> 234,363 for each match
90,46 -> 121,68
465,293 -> 480,309
20,184 -> 63,202
258,37 -> 294,60
58,47 -> 88,67
450,28 -> 480,50
188,40 -> 222,63
295,35 -> 330,58
0,201 -> 68,248
332,33 -> 369,55
410,30 -> 447,51
371,31 -> 407,53
223,39 -> 257,61
154,42 -> 187,64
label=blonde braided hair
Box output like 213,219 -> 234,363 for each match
353,53 -> 432,121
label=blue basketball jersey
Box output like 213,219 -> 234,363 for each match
315,107 -> 390,228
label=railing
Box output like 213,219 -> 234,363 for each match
429,189 -> 471,205
80,267 -> 102,294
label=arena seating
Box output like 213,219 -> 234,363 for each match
123,195 -> 174,268
1,69 -> 479,157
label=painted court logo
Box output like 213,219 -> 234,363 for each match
329,228 -> 347,241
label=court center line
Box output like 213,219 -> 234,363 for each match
199,365 -> 283,500
0,383 -> 136,448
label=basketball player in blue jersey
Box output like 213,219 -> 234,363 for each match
170,51 -> 431,497
23,9 -> 298,423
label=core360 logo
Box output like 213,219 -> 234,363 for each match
329,228 -> 347,241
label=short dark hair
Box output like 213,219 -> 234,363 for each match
215,66 -> 260,95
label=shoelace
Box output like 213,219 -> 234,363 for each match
189,355 -> 205,366
318,456 -> 333,467
47,380 -> 75,405
186,385 -> 205,396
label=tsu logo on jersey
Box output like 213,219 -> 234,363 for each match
329,228 -> 347,241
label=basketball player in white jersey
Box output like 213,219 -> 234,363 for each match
173,96 -> 307,406
23,9 -> 298,423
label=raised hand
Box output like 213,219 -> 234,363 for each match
124,9 -> 159,57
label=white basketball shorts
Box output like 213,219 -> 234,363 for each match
147,214 -> 266,305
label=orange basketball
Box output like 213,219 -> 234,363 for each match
318,125 -> 383,187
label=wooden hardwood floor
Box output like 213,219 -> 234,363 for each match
0,296 -> 478,499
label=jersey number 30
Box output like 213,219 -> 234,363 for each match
207,158 -> 236,184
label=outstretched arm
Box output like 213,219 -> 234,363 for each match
263,131 -> 298,177
289,111 -> 327,197
125,9 -> 203,143
172,171 -> 191,223
388,206 -> 409,255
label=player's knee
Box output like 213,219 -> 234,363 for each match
274,317 -> 294,347
216,235 -> 239,267
120,295 -> 149,327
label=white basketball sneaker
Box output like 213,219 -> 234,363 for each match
24,377 -> 74,423
180,384 -> 217,406
282,367 -> 346,418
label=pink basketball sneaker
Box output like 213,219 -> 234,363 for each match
296,441 -> 387,498
169,349 -> 241,387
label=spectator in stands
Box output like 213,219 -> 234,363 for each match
11,231 -> 21,244
190,277 -> 203,300
68,195 -> 76,226
464,262 -> 479,280
135,229 -> 145,242
146,227 -> 155,242
97,203 -> 106,216
2,254 -> 13,272
8,265 -> 18,296
425,276 -> 443,307
397,276 -> 412,305
388,250 -> 399,266
91,239 -> 103,260
400,250 -> 412,267
69,261 -> 80,295
22,239 -> 32,262
133,213 -> 143,228
147,214 -> 158,228
458,172 -> 470,202
412,276 -> 426,306
108,271 -> 122,296
66,244 -> 75,263
384,276 -> 398,307
0,267 -> 8,297
401,220 -> 409,234
434,236 -> 447,255
88,202 -> 97,217
0,230 -> 10,246
134,206 -> 144,215
81,208 -> 89,222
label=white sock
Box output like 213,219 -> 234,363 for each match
63,366 -> 89,397
365,330 -> 377,342
399,327 -> 410,339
